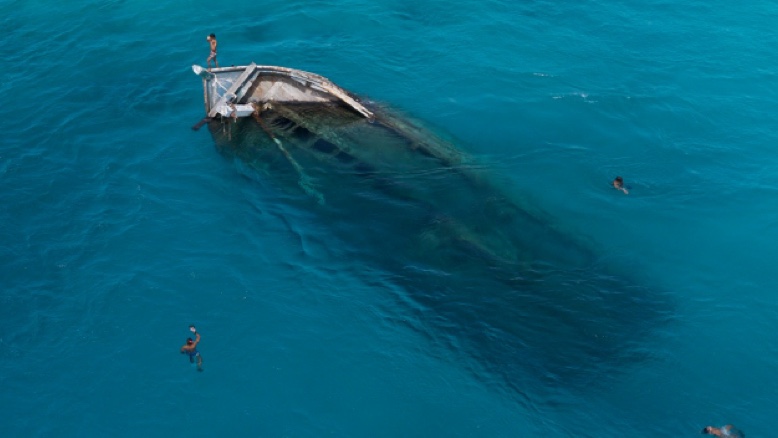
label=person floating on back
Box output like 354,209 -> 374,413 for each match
181,325 -> 203,371
612,176 -> 629,194
206,33 -> 218,70
701,424 -> 745,437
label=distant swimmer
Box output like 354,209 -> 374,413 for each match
206,33 -> 218,70
612,176 -> 629,194
701,424 -> 745,437
181,325 -> 203,371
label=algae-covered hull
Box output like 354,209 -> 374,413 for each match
196,64 -> 672,395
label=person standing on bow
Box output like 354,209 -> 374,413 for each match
206,33 -> 218,70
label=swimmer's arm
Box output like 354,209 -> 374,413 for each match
192,332 -> 201,347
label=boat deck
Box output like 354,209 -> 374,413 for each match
193,64 -> 374,120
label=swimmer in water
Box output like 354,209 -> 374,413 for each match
180,325 -> 203,371
701,424 -> 744,437
612,176 -> 629,194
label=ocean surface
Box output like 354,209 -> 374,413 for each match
2,0 -> 777,436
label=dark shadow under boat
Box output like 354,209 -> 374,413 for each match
193,64 -> 675,398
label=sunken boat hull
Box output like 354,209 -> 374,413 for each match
194,64 -> 672,394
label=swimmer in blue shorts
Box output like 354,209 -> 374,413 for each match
181,325 -> 203,371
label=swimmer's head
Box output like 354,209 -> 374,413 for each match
187,338 -> 194,344
701,427 -> 712,434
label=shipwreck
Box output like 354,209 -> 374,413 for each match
192,63 -> 672,395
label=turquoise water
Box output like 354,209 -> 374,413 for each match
2,0 -> 777,436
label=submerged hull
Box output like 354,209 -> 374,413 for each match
196,64 -> 672,395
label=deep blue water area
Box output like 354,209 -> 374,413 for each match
2,0 -> 777,436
